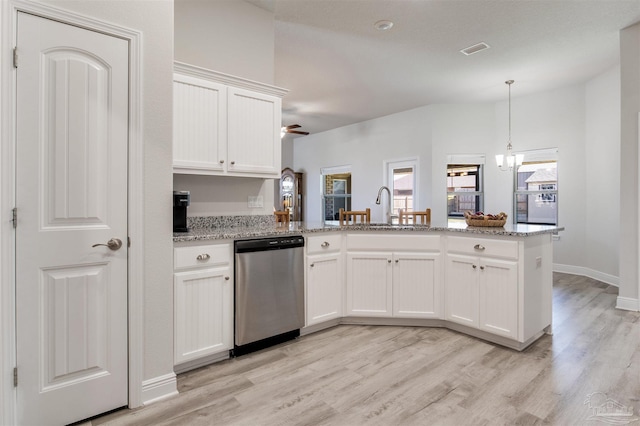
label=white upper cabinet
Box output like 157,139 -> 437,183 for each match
173,62 -> 287,178
173,74 -> 226,172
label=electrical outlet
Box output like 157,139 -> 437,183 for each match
248,196 -> 264,208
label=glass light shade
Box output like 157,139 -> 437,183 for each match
495,154 -> 504,167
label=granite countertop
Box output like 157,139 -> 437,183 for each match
173,220 -> 564,242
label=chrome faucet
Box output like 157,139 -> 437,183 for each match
375,186 -> 392,224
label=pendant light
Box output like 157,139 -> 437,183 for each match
496,80 -> 523,171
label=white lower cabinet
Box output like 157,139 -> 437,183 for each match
305,234 -> 343,326
306,254 -> 343,325
345,234 -> 443,319
393,252 -> 442,318
173,242 -> 233,366
445,236 -> 519,340
346,252 -> 393,316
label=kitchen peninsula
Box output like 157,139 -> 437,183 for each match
173,217 -> 562,372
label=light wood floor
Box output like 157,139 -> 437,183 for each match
91,273 -> 640,425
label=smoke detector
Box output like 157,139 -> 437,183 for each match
374,20 -> 394,31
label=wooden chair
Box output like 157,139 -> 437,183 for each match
339,208 -> 371,225
399,208 -> 431,225
274,210 -> 290,224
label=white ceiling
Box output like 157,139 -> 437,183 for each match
248,0 -> 640,136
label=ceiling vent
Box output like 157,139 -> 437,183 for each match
460,42 -> 490,56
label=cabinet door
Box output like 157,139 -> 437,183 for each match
306,254 -> 343,326
227,87 -> 281,176
174,267 -> 233,364
479,258 -> 518,339
173,74 -> 226,173
346,252 -> 392,316
445,254 -> 479,328
393,252 -> 442,318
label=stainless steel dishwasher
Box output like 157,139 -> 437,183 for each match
233,235 -> 305,356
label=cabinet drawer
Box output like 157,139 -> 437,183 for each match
347,234 -> 440,251
174,244 -> 231,270
307,234 -> 342,255
447,236 -> 518,260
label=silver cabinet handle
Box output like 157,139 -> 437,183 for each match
472,264 -> 477,269
474,244 -> 485,250
196,254 -> 210,261
310,263 -> 315,268
388,259 -> 392,264
92,238 -> 122,251
480,266 -> 485,270
225,276 -> 230,280
230,161 -> 235,165
321,242 -> 330,248
219,160 -> 224,164
395,259 -> 399,263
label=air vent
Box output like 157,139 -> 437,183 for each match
460,42 -> 490,56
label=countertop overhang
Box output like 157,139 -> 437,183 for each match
173,221 -> 564,242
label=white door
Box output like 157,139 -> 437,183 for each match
15,12 -> 129,425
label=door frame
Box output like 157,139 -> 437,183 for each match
0,1 -> 144,424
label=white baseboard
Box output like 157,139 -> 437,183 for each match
141,372 -> 178,405
553,264 -> 619,287
616,296 -> 640,312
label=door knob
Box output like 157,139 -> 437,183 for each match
92,238 -> 123,251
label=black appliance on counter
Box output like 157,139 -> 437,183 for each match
173,191 -> 190,232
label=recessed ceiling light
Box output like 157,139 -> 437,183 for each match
460,42 -> 491,56
374,20 -> 393,31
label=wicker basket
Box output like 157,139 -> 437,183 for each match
464,211 -> 508,227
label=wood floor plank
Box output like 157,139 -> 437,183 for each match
89,273 -> 640,426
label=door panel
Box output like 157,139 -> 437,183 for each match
44,51 -> 110,227
16,12 -> 129,425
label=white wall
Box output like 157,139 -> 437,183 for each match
585,67 -> 621,280
34,0 -> 175,387
499,84 -> 587,269
174,175 -> 275,216
175,0 -> 274,84
620,24 -> 640,304
295,105 -> 433,224
295,76 -> 621,281
430,104 -> 495,224
174,0 -> 278,217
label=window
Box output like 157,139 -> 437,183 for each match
321,166 -> 351,224
385,159 -> 418,223
514,149 -> 558,225
447,154 -> 484,221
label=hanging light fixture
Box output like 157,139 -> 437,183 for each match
496,80 -> 524,171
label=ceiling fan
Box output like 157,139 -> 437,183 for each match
281,124 -> 309,137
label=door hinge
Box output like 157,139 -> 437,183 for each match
11,207 -> 17,229
127,236 -> 130,247
13,47 -> 18,68
13,367 -> 17,387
